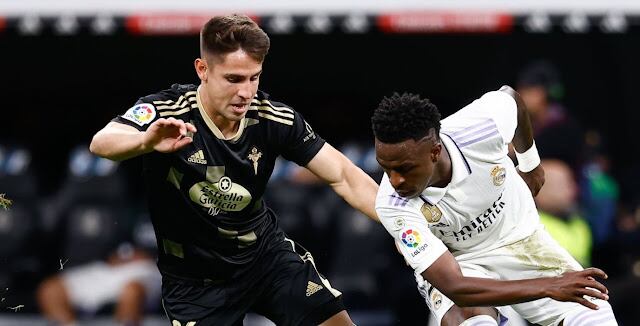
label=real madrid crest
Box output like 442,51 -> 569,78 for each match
420,203 -> 442,223
491,165 -> 506,186
430,290 -> 443,310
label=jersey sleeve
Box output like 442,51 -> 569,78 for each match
478,91 -> 518,143
278,111 -> 326,166
440,90 -> 517,161
112,97 -> 161,131
376,176 -> 448,275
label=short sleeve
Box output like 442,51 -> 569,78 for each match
376,175 -> 449,274
475,91 -> 518,144
112,99 -> 160,131
279,111 -> 326,166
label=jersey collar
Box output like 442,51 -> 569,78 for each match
419,133 -> 472,204
196,85 -> 247,142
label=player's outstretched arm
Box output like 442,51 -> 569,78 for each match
90,118 -> 197,161
305,143 -> 379,222
423,250 -> 609,310
499,85 -> 545,196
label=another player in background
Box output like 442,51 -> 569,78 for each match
90,14 -> 378,326
372,87 -> 618,326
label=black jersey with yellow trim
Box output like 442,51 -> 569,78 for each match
112,84 -> 325,279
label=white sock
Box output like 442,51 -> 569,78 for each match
459,315 -> 498,326
563,301 -> 618,326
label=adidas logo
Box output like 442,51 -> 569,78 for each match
306,281 -> 323,297
187,150 -> 207,164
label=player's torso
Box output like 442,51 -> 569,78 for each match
412,135 -> 536,253
425,144 -> 512,252
146,88 -> 279,226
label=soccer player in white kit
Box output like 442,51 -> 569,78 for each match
371,86 -> 618,326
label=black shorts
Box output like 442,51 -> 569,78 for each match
161,238 -> 345,326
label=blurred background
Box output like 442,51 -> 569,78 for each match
1,0 -> 639,325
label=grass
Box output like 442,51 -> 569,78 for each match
0,194 -> 11,210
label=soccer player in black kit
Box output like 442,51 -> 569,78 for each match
90,14 -> 378,326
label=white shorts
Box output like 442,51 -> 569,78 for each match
416,226 -> 612,326
61,260 -> 162,312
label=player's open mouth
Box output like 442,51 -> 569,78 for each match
231,104 -> 248,114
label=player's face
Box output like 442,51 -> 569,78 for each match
375,137 -> 441,198
197,49 -> 262,122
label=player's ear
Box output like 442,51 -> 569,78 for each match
430,141 -> 442,162
195,58 -> 208,81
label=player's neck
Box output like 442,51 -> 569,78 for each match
209,111 -> 240,138
198,87 -> 241,138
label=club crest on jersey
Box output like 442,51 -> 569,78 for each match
430,290 -> 443,310
420,203 -> 442,223
247,146 -> 262,175
123,103 -> 156,126
491,165 -> 506,186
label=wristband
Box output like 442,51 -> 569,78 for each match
515,141 -> 541,173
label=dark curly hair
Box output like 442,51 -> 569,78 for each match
371,92 -> 441,143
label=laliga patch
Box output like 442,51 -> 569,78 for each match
123,103 -> 156,126
401,228 -> 429,257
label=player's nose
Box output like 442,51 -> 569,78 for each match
237,81 -> 253,99
389,171 -> 405,189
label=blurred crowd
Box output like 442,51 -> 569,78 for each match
0,61 -> 639,325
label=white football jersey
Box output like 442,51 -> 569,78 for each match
376,90 -> 540,274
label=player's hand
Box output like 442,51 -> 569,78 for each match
546,268 -> 610,310
142,117 -> 197,153
518,165 -> 545,197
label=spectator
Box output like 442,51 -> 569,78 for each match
516,60 -> 584,169
536,159 -> 592,266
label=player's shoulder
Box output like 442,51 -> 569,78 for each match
138,84 -> 198,119
140,83 -> 198,103
248,90 -> 297,127
375,174 -> 412,214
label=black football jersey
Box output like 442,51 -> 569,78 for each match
113,84 -> 325,279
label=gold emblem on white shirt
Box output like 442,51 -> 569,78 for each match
421,203 -> 442,223
491,165 -> 506,186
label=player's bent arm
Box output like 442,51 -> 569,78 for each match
91,118 -> 197,161
422,250 -> 610,310
498,85 -> 534,153
306,143 -> 379,222
499,85 -> 545,195
90,122 -> 151,161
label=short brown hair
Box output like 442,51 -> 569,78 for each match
200,14 -> 270,63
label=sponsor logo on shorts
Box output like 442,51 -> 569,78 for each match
306,281 -> 323,296
123,103 -> 156,126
